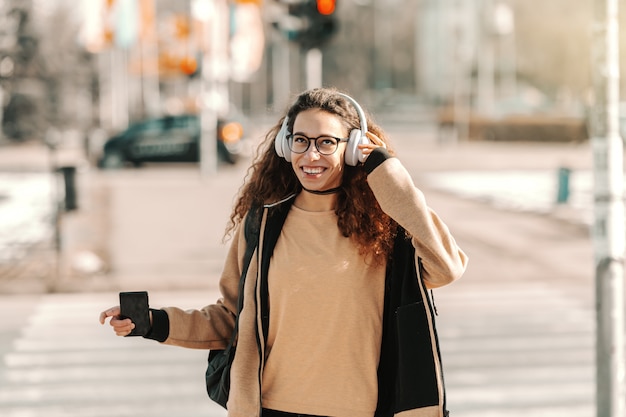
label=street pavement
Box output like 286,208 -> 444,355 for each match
0,291 -> 227,417
0,120 -> 598,416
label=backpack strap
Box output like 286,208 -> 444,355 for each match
227,204 -> 261,349
259,198 -> 294,342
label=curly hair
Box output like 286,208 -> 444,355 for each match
225,87 -> 399,264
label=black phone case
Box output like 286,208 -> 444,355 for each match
119,291 -> 151,337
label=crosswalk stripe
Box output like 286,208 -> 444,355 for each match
0,292 -> 227,417
436,277 -> 594,417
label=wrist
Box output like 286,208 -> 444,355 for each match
364,147 -> 392,174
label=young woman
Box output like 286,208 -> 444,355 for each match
100,87 -> 468,417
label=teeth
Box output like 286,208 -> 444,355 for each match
303,167 -> 324,174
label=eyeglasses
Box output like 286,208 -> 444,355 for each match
287,134 -> 348,155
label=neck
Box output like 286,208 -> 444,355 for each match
302,186 -> 342,195
295,187 -> 339,212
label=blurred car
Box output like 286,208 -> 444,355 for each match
97,113 -> 245,169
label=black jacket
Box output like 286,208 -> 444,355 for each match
257,199 -> 449,417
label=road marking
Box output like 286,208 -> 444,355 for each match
436,279 -> 594,416
0,292 -> 227,417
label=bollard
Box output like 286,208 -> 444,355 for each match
58,166 -> 78,211
557,167 -> 571,204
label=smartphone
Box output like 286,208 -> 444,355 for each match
119,291 -> 151,337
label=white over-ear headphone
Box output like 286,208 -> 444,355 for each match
274,92 -> 370,166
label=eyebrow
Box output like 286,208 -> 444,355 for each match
292,131 -> 346,138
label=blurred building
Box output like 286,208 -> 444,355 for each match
417,0 -> 519,114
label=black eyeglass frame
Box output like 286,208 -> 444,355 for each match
287,134 -> 349,155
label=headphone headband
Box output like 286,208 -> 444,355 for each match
337,93 -> 368,136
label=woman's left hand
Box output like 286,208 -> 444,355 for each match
358,132 -> 387,158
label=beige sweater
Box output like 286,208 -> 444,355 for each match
159,155 -> 468,417
261,206 -> 386,416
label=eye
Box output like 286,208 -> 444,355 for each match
318,137 -> 338,146
292,135 -> 308,145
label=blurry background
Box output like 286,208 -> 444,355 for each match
0,0 -> 604,290
0,0 -> 614,416
0,0 -> 600,143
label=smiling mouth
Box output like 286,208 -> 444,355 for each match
302,167 -> 325,175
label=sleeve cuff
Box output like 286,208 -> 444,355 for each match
144,308 -> 169,342
363,147 -> 392,174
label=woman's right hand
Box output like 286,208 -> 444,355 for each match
99,306 -> 136,337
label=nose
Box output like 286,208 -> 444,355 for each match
304,141 -> 321,160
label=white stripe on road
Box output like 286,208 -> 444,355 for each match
436,278 -> 594,417
0,292 -> 226,417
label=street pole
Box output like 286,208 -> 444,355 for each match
45,128 -> 61,293
305,47 -> 322,89
373,0 -> 392,91
194,0 -> 230,178
200,51 -> 219,178
272,29 -> 291,112
0,85 -> 4,142
591,0 -> 625,416
451,0 -> 471,143
139,0 -> 160,118
494,1 -> 516,100
476,0 -> 495,116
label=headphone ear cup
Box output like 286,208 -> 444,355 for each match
357,133 -> 370,163
274,118 -> 292,162
344,129 -> 369,166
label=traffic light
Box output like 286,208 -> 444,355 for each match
272,0 -> 338,50
316,0 -> 336,15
